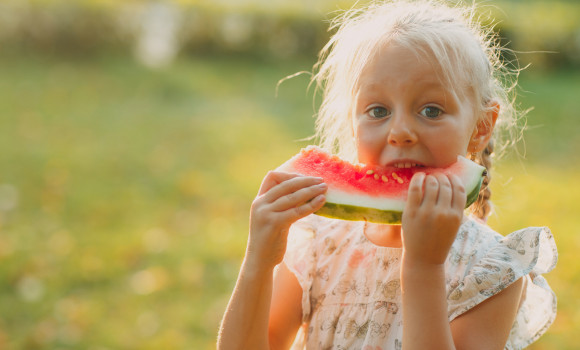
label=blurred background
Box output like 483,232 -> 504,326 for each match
0,0 -> 578,349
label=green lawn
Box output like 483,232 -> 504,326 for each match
0,53 -> 578,349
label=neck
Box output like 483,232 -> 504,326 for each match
364,222 -> 402,248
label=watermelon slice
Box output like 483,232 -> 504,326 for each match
277,146 -> 486,224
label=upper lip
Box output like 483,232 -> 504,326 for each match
386,159 -> 426,168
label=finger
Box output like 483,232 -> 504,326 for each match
258,171 -> 313,196
406,172 -> 425,209
283,193 -> 326,222
449,174 -> 467,210
271,182 -> 328,211
435,173 -> 452,206
422,174 -> 439,205
263,175 -> 325,203
258,171 -> 299,196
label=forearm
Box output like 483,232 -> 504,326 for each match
217,258 -> 274,350
401,256 -> 455,350
218,171 -> 325,349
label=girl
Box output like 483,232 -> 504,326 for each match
218,1 -> 557,349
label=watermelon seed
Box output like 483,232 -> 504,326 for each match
374,174 -> 379,180
366,170 -> 374,175
381,175 -> 389,182
392,172 -> 404,184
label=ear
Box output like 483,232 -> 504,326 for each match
469,100 -> 499,153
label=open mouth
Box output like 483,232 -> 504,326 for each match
391,162 -> 425,169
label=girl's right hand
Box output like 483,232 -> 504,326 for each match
246,171 -> 327,272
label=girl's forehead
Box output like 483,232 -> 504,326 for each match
356,43 -> 447,90
350,44 -> 479,114
359,41 -> 474,99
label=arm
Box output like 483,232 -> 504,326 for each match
217,258 -> 275,350
217,172 -> 326,350
269,262 -> 304,349
450,277 -> 523,349
401,173 -> 522,350
401,259 -> 455,349
401,259 -> 523,350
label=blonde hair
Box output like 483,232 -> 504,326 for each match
310,0 -> 524,220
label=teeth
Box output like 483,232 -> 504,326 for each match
393,163 -> 420,168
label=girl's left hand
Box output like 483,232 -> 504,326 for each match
401,173 -> 467,266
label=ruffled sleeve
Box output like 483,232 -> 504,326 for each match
447,222 -> 557,349
283,215 -> 318,322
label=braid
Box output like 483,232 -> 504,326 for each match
472,140 -> 494,220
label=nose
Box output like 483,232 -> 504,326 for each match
387,113 -> 418,146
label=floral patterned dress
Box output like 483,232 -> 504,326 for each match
283,215 -> 557,350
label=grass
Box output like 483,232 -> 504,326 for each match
0,52 -> 578,349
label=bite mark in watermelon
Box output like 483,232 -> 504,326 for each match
277,146 -> 486,224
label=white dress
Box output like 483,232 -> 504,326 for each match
283,215 -> 557,350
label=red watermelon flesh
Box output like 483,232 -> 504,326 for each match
277,146 -> 486,224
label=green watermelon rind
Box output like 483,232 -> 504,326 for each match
315,175 -> 483,224
315,203 -> 403,224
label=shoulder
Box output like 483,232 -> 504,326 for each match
447,217 -> 556,294
446,216 -> 552,312
449,216 -> 557,278
447,218 -> 558,348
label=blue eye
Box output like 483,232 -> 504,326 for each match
369,107 -> 390,119
420,106 -> 443,119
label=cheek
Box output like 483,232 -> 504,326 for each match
355,124 -> 385,163
428,129 -> 471,164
